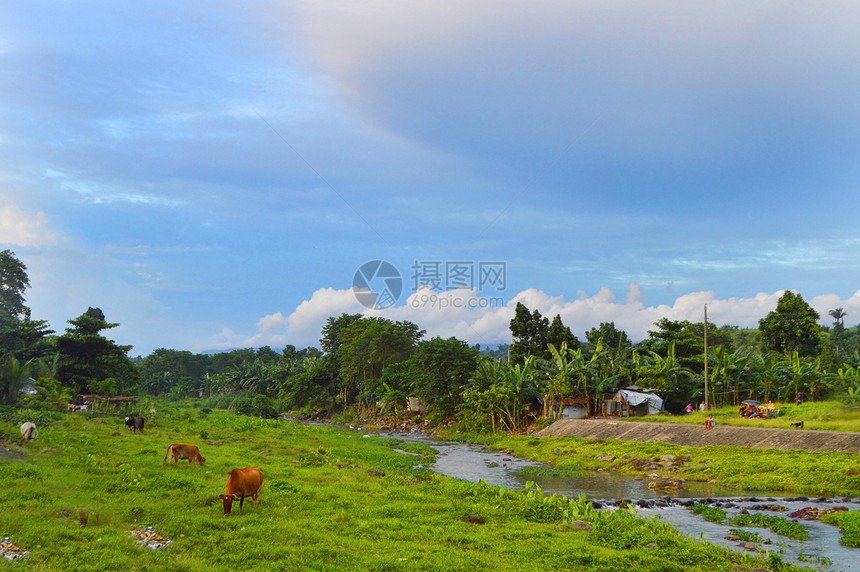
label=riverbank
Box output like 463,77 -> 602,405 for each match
1,408 -> 809,572
536,419 -> 860,454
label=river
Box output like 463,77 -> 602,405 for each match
389,431 -> 860,572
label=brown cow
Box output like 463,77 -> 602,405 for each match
218,467 -> 264,516
164,443 -> 206,466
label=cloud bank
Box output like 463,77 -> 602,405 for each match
221,285 -> 860,352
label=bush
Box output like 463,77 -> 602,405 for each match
252,394 -> 277,418
0,406 -> 59,428
234,396 -> 253,416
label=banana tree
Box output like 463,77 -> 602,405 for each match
540,342 -> 584,418
498,357 -> 539,431
0,357 -> 36,406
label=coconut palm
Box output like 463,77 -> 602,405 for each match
829,307 -> 847,326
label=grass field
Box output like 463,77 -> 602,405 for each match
466,431 -> 860,497
0,405 -> 811,571
627,401 -> 860,432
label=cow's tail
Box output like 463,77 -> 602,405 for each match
164,444 -> 174,462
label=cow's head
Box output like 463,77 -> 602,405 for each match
219,493 -> 239,515
197,455 -> 206,467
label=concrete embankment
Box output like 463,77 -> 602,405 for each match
536,419 -> 860,454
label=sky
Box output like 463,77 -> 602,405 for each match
2,1 -> 860,357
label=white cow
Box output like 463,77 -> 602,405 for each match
20,422 -> 38,440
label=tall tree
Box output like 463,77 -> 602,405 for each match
829,308 -> 848,358
55,307 -> 139,395
585,321 -> 630,349
320,313 -> 363,355
408,336 -> 479,418
645,318 -> 732,374
0,250 -> 29,322
547,315 -> 580,351
758,291 -> 821,357
510,304 -> 577,363
337,317 -> 424,403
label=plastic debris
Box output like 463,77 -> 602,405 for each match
130,527 -> 174,551
0,538 -> 29,562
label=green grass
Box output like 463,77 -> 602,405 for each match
0,406 -> 809,571
729,529 -> 770,544
689,504 -> 727,523
727,513 -> 808,540
475,432 -> 860,497
626,401 -> 860,432
820,511 -> 860,547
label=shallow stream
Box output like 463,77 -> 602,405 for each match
389,431 -> 859,571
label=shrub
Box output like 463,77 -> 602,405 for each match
252,394 -> 277,418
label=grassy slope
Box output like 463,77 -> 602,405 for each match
626,401 -> 860,432
0,407 -> 806,572
444,430 -> 860,497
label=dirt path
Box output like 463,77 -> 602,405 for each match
536,419 -> 860,454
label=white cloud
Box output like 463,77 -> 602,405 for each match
44,169 -> 184,207
237,287 -> 365,349
238,285 -> 859,351
0,202 -> 59,247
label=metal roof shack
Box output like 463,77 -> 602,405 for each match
602,386 -> 663,417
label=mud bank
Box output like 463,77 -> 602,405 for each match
536,419 -> 860,454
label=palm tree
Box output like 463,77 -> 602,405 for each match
0,357 -> 35,406
829,307 -> 847,326
829,308 -> 848,357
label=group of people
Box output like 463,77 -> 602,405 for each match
684,401 -> 717,429
683,402 -> 716,429
684,402 -> 707,414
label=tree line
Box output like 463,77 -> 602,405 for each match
0,250 -> 140,409
3,248 -> 860,430
132,294 -> 860,431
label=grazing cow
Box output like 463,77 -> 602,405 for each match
124,416 -> 145,433
165,443 -> 206,466
219,467 -> 264,516
20,422 -> 37,440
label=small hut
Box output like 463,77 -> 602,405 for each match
602,386 -> 663,417
80,395 -> 136,417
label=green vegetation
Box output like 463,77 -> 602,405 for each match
7,246 -> 860,430
729,529 -> 770,544
821,511 -> 860,547
626,401 -> 860,432
464,433 -> 860,497
0,407 -> 810,572
728,513 -> 808,541
689,504 -> 726,523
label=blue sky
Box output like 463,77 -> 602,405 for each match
3,1 -> 860,356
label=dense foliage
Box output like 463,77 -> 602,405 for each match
4,247 -> 860,428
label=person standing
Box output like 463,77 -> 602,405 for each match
698,402 -> 706,412
684,403 -> 693,415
